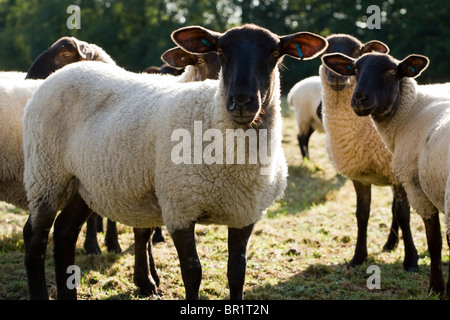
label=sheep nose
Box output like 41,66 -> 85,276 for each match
352,94 -> 368,106
230,95 -> 253,110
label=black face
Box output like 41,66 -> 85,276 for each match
26,37 -> 84,80
195,51 -> 221,81
322,35 -> 362,91
351,54 -> 401,120
217,27 -> 280,125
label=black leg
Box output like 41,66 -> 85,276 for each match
170,223 -> 201,300
391,185 -> 419,272
422,211 -> 444,296
383,192 -> 400,251
84,213 -> 102,255
133,227 -> 158,296
23,202 -> 58,300
349,180 -> 371,267
53,193 -> 93,300
228,223 -> 255,300
152,227 -> 165,244
298,125 -> 314,160
105,219 -> 122,253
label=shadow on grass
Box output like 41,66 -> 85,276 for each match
244,259 -> 436,300
268,163 -> 347,217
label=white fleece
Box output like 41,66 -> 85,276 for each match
0,78 -> 44,209
319,65 -> 397,186
288,75 -> 324,137
371,78 -> 450,234
23,61 -> 287,233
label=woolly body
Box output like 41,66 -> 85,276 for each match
372,78 -> 450,231
0,78 -> 44,209
23,61 -> 287,233
319,65 -> 396,186
288,75 -> 324,136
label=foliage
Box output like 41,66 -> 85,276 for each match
0,0 -> 448,92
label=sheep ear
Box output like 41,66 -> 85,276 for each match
398,54 -> 429,78
171,26 -> 221,54
280,32 -> 328,60
161,47 -> 196,68
73,38 -> 94,60
360,40 -> 390,55
321,53 -> 356,76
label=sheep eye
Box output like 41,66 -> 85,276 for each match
63,51 -> 72,58
273,51 -> 280,58
387,69 -> 397,77
197,58 -> 205,64
217,48 -> 224,55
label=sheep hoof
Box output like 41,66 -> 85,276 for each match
84,243 -> 102,255
135,278 -> 158,296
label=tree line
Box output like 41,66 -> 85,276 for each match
0,0 -> 448,92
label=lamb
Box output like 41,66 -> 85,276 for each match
319,34 -> 419,272
287,75 -> 324,159
322,51 -> 450,297
22,23 -> 327,300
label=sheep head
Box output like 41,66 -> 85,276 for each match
322,52 -> 429,121
321,34 -> 389,91
172,24 -> 327,126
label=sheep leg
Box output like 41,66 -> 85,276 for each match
422,211 -> 445,296
228,223 -> 254,300
447,234 -> 450,298
23,202 -> 58,300
297,125 -> 314,159
390,185 -> 419,272
152,227 -> 165,244
383,194 -> 400,251
53,192 -> 93,300
170,223 -> 201,300
349,180 -> 371,267
105,219 -> 122,253
84,213 -> 102,255
133,227 -> 159,296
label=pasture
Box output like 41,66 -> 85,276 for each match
0,98 -> 447,300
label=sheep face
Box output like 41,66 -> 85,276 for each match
322,34 -> 389,91
322,52 -> 429,121
26,37 -> 95,80
161,47 -> 220,80
172,24 -> 327,126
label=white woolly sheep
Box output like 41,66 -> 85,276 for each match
287,75 -> 324,159
319,34 -> 419,272
22,24 -> 327,300
322,50 -> 450,297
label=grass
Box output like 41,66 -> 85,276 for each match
0,98 -> 448,300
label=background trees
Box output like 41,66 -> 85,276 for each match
0,0 -> 448,92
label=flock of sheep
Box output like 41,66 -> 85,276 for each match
0,22 -> 449,300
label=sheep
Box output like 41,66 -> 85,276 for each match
322,51 -> 450,297
161,47 -> 221,82
26,36 -> 116,79
146,63 -> 183,75
21,23 -> 327,300
318,34 -> 419,272
25,35 -> 123,255
287,75 -> 324,159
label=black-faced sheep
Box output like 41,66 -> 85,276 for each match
319,34 -> 419,272
22,24 -> 327,300
322,51 -> 450,297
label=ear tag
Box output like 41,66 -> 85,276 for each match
294,42 -> 303,59
408,66 -> 415,73
347,65 -> 354,71
201,39 -> 213,47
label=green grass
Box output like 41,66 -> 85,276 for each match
0,99 -> 448,300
